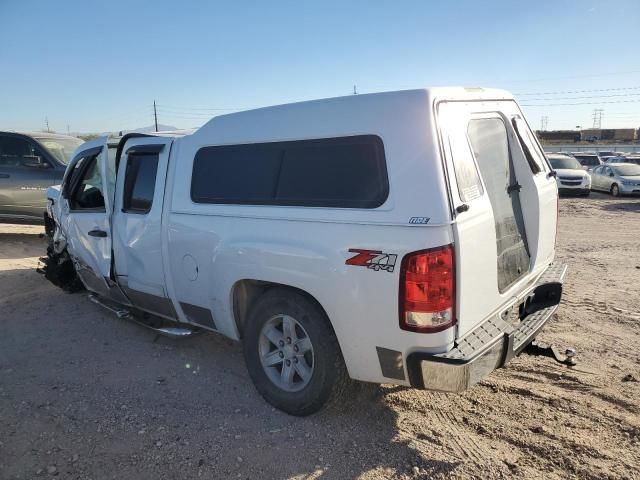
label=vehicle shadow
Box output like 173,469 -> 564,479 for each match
600,200 -> 640,212
152,331 -> 464,479
0,264 -> 464,479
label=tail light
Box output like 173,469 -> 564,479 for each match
399,245 -> 456,333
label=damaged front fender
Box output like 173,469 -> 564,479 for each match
37,212 -> 84,293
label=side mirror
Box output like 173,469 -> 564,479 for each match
609,172 -> 615,177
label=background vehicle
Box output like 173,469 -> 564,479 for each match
571,152 -> 602,170
597,151 -> 616,158
0,131 -> 84,224
607,157 -> 640,165
43,88 -> 566,416
590,163 -> 640,196
603,156 -> 627,164
548,154 -> 591,195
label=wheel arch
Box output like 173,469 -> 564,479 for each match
231,279 -> 334,340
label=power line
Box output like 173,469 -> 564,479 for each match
522,99 -> 640,107
154,109 -> 219,117
155,104 -> 244,112
522,92 -> 640,101
516,85 -> 640,96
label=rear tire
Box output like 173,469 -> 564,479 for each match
611,184 -> 620,197
242,288 -> 350,416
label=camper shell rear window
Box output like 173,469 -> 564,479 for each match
191,135 -> 388,208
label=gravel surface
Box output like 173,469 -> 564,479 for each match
1,192 -> 639,479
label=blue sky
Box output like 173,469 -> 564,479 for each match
1,0 -> 640,133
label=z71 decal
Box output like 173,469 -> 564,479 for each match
346,249 -> 398,273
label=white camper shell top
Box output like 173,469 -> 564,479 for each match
168,88 -> 518,227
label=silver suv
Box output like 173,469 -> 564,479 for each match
0,131 -> 84,224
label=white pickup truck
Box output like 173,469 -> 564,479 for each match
42,88 -> 567,415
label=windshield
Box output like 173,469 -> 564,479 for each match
35,137 -> 84,164
549,157 -> 582,170
575,155 -> 600,166
612,164 -> 640,176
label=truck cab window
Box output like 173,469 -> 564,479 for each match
123,153 -> 159,214
71,156 -> 105,210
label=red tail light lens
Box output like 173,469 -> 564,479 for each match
399,245 -> 456,333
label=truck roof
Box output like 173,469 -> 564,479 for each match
195,87 -> 515,134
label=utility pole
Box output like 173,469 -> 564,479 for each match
67,124 -> 70,136
592,109 -> 603,129
540,116 -> 548,131
353,85 -> 357,95
153,100 -> 158,132
45,116 -> 50,133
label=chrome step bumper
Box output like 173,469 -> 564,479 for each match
407,262 -> 568,391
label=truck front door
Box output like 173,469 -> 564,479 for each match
59,137 -> 125,302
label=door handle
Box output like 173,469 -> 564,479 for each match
456,203 -> 470,214
0,173 -> 9,178
88,229 -> 107,238
507,183 -> 522,194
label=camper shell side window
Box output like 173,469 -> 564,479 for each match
190,135 -> 389,209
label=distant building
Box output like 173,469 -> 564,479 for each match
536,130 -> 580,142
580,128 -> 636,142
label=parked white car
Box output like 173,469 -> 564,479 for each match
42,88 -> 566,415
547,154 -> 591,196
590,163 -> 640,196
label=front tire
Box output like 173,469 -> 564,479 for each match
242,289 -> 349,416
611,184 -> 620,197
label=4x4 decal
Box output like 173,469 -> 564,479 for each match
346,249 -> 398,273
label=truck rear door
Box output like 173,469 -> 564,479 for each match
111,136 -> 176,319
438,100 -> 557,338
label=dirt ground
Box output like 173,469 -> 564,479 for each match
1,192 -> 639,480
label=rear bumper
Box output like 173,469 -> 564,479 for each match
406,262 -> 567,391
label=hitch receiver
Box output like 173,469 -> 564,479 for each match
523,340 -> 577,366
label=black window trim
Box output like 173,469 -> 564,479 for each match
511,117 -> 542,175
125,143 -> 165,155
68,154 -> 106,213
190,135 -> 389,209
122,152 -> 160,215
62,146 -> 103,199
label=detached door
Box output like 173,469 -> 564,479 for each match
60,137 -> 119,299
